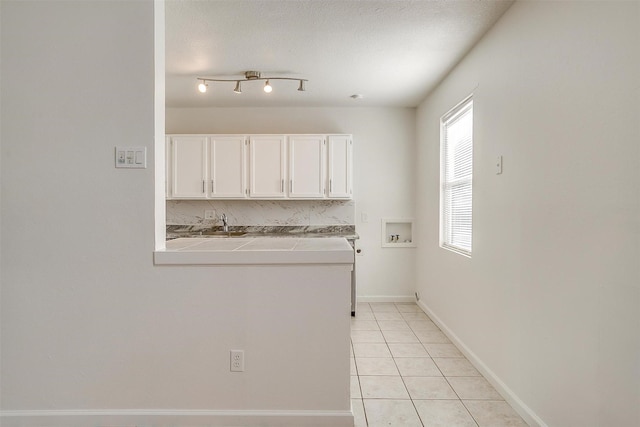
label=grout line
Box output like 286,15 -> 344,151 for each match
409,304 -> 481,427
361,398 -> 369,427
409,305 -> 480,427
389,311 -> 426,426
351,340 -> 369,427
459,399 -> 481,427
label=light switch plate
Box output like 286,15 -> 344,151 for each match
115,146 -> 147,169
496,155 -> 503,175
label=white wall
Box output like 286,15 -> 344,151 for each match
167,107 -> 417,300
415,1 -> 640,426
0,2 -> 352,425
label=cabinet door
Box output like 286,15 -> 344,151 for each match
328,135 -> 353,199
210,136 -> 246,198
165,136 -> 172,198
249,136 -> 286,198
171,136 -> 207,198
288,135 -> 325,198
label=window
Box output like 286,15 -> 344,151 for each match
440,96 -> 473,256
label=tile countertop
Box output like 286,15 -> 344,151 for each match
154,237 -> 355,266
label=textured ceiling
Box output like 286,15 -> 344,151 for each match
165,0 -> 514,108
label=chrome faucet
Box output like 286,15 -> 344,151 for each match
220,213 -> 229,232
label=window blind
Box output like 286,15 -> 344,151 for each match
441,97 -> 473,256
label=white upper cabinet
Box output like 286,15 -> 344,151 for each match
288,135 -> 325,199
171,135 -> 208,199
249,135 -> 286,198
166,134 -> 352,200
169,135 -> 247,199
327,135 -> 353,199
210,136 -> 246,198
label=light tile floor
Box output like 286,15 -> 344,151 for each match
351,302 -> 529,427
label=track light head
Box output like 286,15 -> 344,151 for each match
298,80 -> 306,92
233,81 -> 242,94
263,80 -> 273,93
198,81 -> 208,93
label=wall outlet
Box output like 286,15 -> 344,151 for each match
230,350 -> 244,372
205,210 -> 216,220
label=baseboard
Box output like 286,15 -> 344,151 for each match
357,295 -> 416,303
0,409 -> 354,427
417,300 -> 548,427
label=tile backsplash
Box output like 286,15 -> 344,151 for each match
167,200 -> 355,226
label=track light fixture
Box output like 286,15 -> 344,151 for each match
196,71 -> 307,95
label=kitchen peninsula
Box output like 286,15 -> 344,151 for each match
152,235 -> 355,426
154,236 -> 354,265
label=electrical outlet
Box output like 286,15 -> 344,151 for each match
230,350 -> 244,372
205,210 -> 216,220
